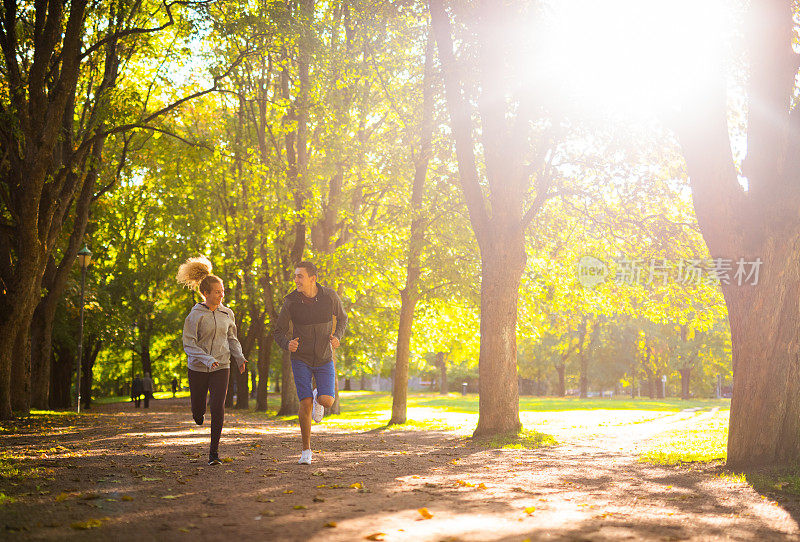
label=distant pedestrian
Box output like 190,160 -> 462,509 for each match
171,377 -> 178,398
131,374 -> 143,408
177,256 -> 247,466
142,372 -> 153,408
273,261 -> 347,465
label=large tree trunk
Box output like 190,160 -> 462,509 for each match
724,246 -> 800,467
473,239 -> 525,436
671,1 -> 800,468
11,316 -> 33,413
277,350 -> 299,416
431,1 -> 554,437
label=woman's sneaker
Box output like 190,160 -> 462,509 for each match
298,449 -> 312,465
312,389 -> 324,423
208,453 -> 222,466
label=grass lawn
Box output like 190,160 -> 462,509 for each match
639,408 -> 729,464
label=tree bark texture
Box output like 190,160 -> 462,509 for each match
390,29 -> 436,425
673,1 -> 800,467
431,0 -> 554,437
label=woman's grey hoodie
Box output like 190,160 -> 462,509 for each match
182,303 -> 246,372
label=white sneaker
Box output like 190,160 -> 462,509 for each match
298,449 -> 312,465
312,388 -> 324,423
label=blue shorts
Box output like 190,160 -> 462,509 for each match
291,359 -> 335,401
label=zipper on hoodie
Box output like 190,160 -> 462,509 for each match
210,309 -> 217,373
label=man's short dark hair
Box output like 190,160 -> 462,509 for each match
296,261 -> 317,277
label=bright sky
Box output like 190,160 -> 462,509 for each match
529,0 -> 738,119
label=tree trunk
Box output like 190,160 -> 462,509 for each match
50,342 -> 74,409
390,27 -> 435,425
473,240 -> 525,437
235,364 -> 249,409
724,244 -> 800,467
255,330 -> 271,412
556,364 -> 566,397
30,303 -> 55,409
11,314 -> 32,413
577,317 -> 589,399
679,368 -> 691,400
670,1 -> 800,468
277,349 -> 299,416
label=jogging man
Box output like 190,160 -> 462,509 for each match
273,261 -> 348,465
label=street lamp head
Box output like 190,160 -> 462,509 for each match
77,246 -> 92,268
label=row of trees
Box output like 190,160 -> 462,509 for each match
2,0 -> 797,468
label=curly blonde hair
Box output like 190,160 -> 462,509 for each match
176,256 -> 222,294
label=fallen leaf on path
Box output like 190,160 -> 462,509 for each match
294,505 -> 307,510
477,483 -> 487,490
350,482 -> 362,489
256,496 -> 274,502
222,458 -> 233,463
179,528 -> 190,533
523,506 -> 536,515
324,521 -> 337,528
313,496 -> 325,502
283,490 -> 294,494
312,471 -> 324,476
55,493 -> 70,502
417,507 -> 433,519
121,495 -> 133,501
161,495 -> 179,499
364,533 -> 385,541
455,480 -> 474,487
71,519 -> 103,530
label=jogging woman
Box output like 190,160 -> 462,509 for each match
177,256 -> 247,465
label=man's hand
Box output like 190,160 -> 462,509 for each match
330,334 -> 340,349
288,337 -> 300,352
239,361 -> 247,374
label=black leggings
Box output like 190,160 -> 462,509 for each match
188,368 -> 229,455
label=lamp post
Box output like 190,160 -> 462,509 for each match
76,246 -> 92,413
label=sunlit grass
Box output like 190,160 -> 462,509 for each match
474,429 -> 558,449
639,410 -> 728,465
94,390 -> 190,404
0,492 -> 16,505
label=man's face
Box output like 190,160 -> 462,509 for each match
204,281 -> 225,307
294,267 -> 316,296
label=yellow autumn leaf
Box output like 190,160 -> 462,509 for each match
524,506 -> 536,515
55,493 -> 69,502
364,533 -> 386,541
121,495 -> 133,501
349,482 -> 362,489
324,521 -> 337,528
294,505 -> 307,510
71,519 -> 102,530
283,490 -> 294,494
417,507 -> 433,519
316,484 -> 326,489
222,458 -> 233,463
477,483 -> 487,490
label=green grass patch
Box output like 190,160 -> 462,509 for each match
0,492 -> 16,505
746,469 -> 800,497
640,410 -> 728,465
473,428 -> 558,450
94,390 -> 190,404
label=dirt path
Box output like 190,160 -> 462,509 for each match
2,399 -> 799,541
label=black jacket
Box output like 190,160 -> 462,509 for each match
272,283 -> 348,367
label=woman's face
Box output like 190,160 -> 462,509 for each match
203,281 -> 225,307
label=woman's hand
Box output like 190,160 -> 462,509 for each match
239,361 -> 247,374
